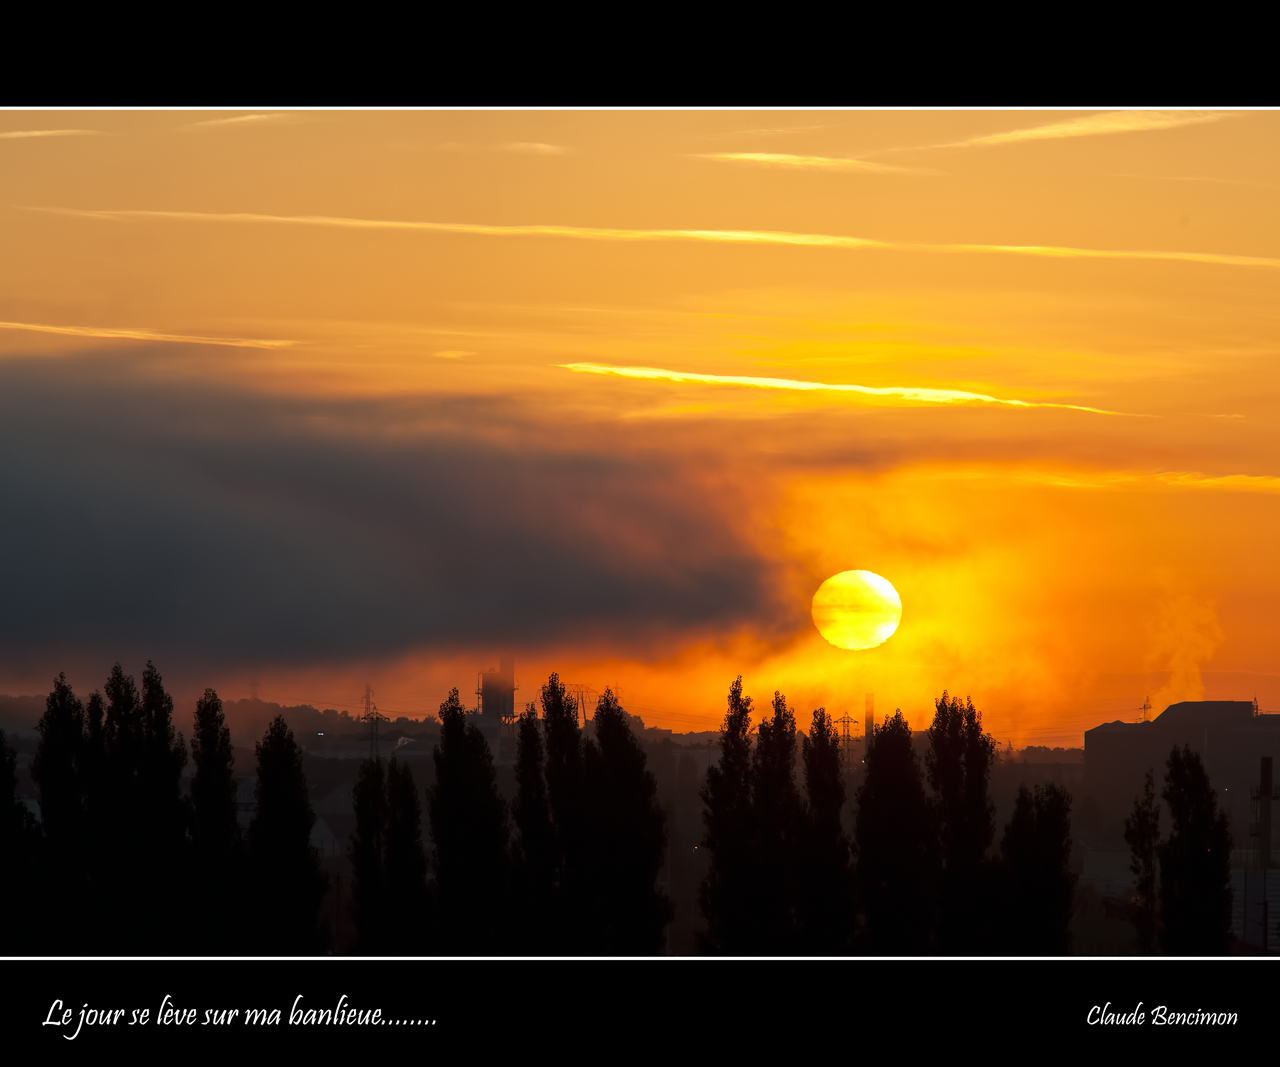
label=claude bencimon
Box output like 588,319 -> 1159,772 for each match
1087,1003 -> 1238,1026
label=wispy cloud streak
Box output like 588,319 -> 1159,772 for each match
501,142 -> 568,155
0,320 -> 295,349
557,362 -> 1129,415
0,129 -> 103,140
29,206 -> 1280,271
964,468 -> 1280,493
699,152 -> 915,173
187,113 -> 291,129
941,111 -> 1227,149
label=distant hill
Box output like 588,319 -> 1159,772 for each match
221,698 -> 435,748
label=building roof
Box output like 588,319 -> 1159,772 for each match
1152,700 -> 1254,728
1085,700 -> 1255,738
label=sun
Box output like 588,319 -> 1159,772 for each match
811,570 -> 902,650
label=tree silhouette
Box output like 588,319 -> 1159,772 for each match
349,755 -> 429,955
512,702 -> 556,952
32,674 -> 84,863
797,707 -> 854,954
580,687 -> 670,953
384,758 -> 429,953
102,662 -> 142,831
248,715 -> 328,954
1001,783 -> 1075,954
0,728 -> 38,953
190,687 -> 243,953
927,691 -> 997,953
540,672 -> 585,946
1159,745 -> 1232,955
349,757 -> 388,954
80,689 -> 108,912
138,662 -> 188,854
1124,769 -> 1161,954
34,664 -> 192,953
32,674 -> 87,950
428,688 -> 510,953
750,690 -> 803,953
855,709 -> 935,954
135,662 -> 188,952
699,677 -> 756,954
96,662 -> 146,951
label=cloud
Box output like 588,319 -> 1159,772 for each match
0,319 -> 294,350
557,362 -> 1130,415
33,206 -> 1280,272
435,141 -> 569,155
953,467 -> 1280,495
705,125 -> 831,138
499,142 -> 568,155
698,152 -> 917,174
941,111 -> 1228,149
185,113 -> 294,129
0,129 -> 104,140
432,350 -> 473,359
0,355 -> 788,675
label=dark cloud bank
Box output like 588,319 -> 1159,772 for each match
0,354 -> 791,678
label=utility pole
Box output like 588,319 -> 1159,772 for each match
361,684 -> 385,762
835,712 -> 856,768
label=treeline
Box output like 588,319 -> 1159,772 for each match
0,663 -> 1237,955
0,665 -> 669,955
701,680 -> 1075,954
355,675 -> 669,954
0,665 -> 325,953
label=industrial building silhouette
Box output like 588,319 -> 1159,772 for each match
1085,699 -> 1280,949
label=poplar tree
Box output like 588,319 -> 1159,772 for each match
98,663 -> 145,950
349,756 -> 429,955
32,674 -> 89,952
384,758 -> 429,952
191,687 -> 243,953
855,710 -> 935,953
137,662 -> 189,952
797,707 -> 854,954
699,677 -> 755,954
32,674 -> 85,869
540,671 -> 584,945
1159,745 -> 1231,955
512,703 -> 555,952
580,688 -> 670,954
750,690 -> 803,953
428,688 -> 509,953
80,690 -> 108,899
927,691 -> 997,953
1124,770 -> 1161,954
350,757 -> 388,953
249,715 -> 328,953
1001,783 -> 1075,954
0,728 -> 38,953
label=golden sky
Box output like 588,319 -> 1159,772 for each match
3,109 -> 1279,745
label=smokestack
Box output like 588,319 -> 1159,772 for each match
864,693 -> 874,746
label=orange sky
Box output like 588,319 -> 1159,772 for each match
3,109 -> 1280,746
